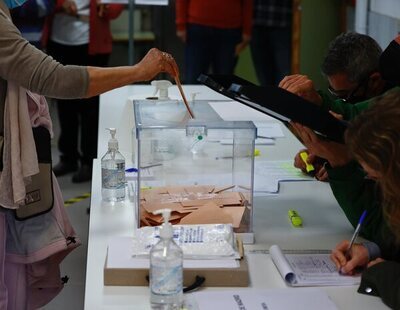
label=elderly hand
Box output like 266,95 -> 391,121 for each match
279,74 -> 322,105
290,122 -> 352,168
293,150 -> 328,181
134,48 -> 179,81
331,240 -> 369,275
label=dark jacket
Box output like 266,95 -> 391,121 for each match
359,261 -> 400,309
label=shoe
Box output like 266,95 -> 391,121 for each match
53,161 -> 78,176
72,165 -> 92,183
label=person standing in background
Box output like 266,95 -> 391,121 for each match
42,0 -> 124,183
11,0 -> 54,48
250,0 -> 292,86
175,0 -> 253,84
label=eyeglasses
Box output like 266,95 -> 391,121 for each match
328,77 -> 369,103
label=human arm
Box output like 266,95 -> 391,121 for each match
293,149 -> 328,181
278,74 -> 323,105
0,13 -> 177,99
330,240 -> 372,275
86,48 -> 178,97
358,261 -> 400,310
235,0 -> 252,56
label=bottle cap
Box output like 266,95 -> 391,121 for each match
106,128 -> 118,150
154,208 -> 173,239
151,80 -> 173,100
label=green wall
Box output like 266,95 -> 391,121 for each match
234,0 -> 342,88
299,0 -> 342,89
235,47 -> 259,84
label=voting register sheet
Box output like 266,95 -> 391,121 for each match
269,245 -> 360,286
189,288 -> 337,310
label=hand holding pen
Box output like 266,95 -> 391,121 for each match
330,210 -> 369,274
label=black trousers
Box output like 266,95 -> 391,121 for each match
47,40 -> 109,166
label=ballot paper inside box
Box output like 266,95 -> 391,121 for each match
132,100 -> 256,243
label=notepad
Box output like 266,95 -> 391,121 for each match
270,245 -> 361,287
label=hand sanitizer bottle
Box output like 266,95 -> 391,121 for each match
101,128 -> 126,202
151,80 -> 173,100
150,209 -> 183,310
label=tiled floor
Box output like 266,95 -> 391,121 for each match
43,103 -> 90,310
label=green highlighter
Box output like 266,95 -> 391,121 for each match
288,209 -> 303,227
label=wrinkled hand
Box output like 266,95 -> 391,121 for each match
291,122 -> 352,168
279,74 -> 322,105
62,0 -> 78,16
331,240 -> 369,275
293,150 -> 328,181
176,30 -> 186,43
235,34 -> 251,56
134,48 -> 179,81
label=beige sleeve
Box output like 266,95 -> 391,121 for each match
0,13 -> 89,99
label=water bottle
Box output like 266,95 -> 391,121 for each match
150,209 -> 183,310
101,128 -> 126,202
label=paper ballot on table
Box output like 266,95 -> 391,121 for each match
270,245 -> 360,287
254,160 -> 314,193
191,288 -> 338,310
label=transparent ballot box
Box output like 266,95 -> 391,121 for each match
133,100 -> 256,243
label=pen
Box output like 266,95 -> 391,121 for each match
344,210 -> 367,259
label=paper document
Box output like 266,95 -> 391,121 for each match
253,121 -> 285,138
209,101 -> 275,121
254,160 -> 314,193
270,245 -> 360,287
190,288 -> 337,310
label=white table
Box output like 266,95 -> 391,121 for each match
84,85 -> 389,309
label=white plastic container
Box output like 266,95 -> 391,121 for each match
150,209 -> 183,310
101,128 -> 126,202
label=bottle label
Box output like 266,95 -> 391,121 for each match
150,263 -> 182,296
102,164 -> 125,189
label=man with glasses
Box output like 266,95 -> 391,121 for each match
279,32 -> 390,119
279,32 -> 392,181
277,34 -> 400,263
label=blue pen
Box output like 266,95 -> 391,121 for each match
125,168 -> 138,173
345,210 -> 367,259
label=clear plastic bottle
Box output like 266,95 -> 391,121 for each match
101,128 -> 126,202
150,209 -> 183,310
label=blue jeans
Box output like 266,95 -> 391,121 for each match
184,24 -> 242,84
250,26 -> 291,86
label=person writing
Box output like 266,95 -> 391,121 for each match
327,90 -> 400,309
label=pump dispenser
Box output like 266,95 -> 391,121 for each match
151,80 -> 173,100
150,209 -> 183,309
101,128 -> 126,202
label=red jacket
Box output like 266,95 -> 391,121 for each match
175,0 -> 253,36
42,0 -> 124,55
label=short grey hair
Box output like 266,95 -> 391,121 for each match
321,32 -> 382,83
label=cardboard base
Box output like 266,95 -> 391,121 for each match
104,257 -> 249,287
